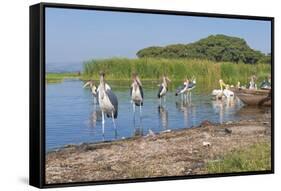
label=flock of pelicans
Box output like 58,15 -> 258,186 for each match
212,75 -> 271,99
83,72 -> 196,137
83,72 -> 271,137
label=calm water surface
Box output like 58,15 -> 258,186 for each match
46,79 -> 258,151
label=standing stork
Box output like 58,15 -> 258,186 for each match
185,77 -> 196,101
157,75 -> 171,105
130,73 -> 144,129
83,80 -> 98,104
175,77 -> 196,102
98,72 -> 118,138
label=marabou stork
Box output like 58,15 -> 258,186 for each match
157,75 -> 171,105
175,77 -> 196,102
130,73 -> 144,129
98,72 -> 118,138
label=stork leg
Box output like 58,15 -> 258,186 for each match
101,111 -> 105,140
132,101 -> 136,132
164,95 -> 166,107
133,103 -> 136,129
140,104 -> 143,135
112,112 -> 117,139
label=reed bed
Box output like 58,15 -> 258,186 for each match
82,58 -> 270,87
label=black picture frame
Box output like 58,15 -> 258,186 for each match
30,2 -> 274,188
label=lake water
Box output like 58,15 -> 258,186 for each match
46,79 -> 257,151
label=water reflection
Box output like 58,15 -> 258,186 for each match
131,103 -> 144,136
89,108 -> 102,128
158,106 -> 169,130
175,101 -> 190,127
46,80 -> 263,151
211,97 -> 239,124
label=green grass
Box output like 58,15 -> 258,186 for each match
46,58 -> 270,88
46,73 -> 80,83
82,57 -> 270,88
206,142 -> 271,173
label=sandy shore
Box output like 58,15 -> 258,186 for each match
46,114 -> 271,184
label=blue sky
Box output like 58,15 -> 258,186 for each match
46,7 -> 271,64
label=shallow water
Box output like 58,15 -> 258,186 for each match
46,79 -> 260,151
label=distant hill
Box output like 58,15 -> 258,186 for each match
136,35 -> 271,64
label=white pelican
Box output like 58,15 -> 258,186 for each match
212,79 -> 234,99
248,75 -> 257,90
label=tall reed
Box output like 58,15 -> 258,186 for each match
82,57 -> 270,88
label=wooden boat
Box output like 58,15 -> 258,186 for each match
231,88 -> 271,106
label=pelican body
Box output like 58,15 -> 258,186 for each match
212,79 -> 234,99
248,75 -> 257,90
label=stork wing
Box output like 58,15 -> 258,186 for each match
106,89 -> 118,118
188,82 -> 196,88
130,86 -> 132,96
176,85 -> 185,94
157,85 -> 163,98
139,85 -> 144,100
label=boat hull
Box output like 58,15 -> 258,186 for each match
232,88 -> 271,106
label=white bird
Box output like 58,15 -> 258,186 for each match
157,75 -> 171,105
248,75 -> 257,90
212,79 -> 234,99
98,72 -> 118,138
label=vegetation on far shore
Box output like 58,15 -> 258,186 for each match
82,58 -> 270,86
206,142 -> 271,173
46,72 -> 80,83
46,57 -> 270,90
137,35 -> 271,64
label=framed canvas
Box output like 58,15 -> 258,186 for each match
29,2 -> 274,188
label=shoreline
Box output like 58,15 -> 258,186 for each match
46,115 -> 271,184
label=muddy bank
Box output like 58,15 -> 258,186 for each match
46,116 -> 271,184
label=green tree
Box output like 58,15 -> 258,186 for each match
136,34 -> 268,64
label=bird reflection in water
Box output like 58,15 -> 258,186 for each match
212,97 -> 236,124
158,106 -> 169,130
89,109 -> 102,128
176,100 -> 190,127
